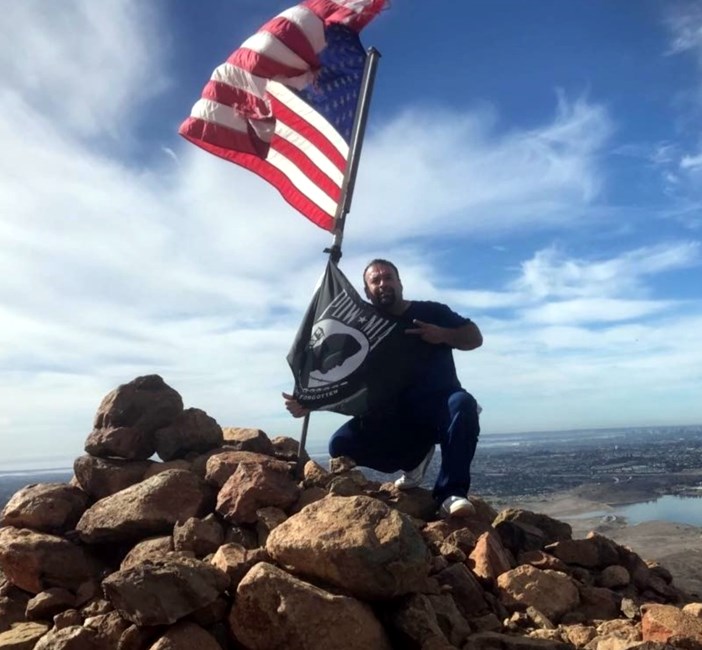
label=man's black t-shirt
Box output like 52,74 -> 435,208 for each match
398,300 -> 470,401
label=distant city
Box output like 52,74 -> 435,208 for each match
2,425 -> 701,511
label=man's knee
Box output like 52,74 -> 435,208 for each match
449,391 -> 479,416
328,432 -> 348,458
328,422 -> 359,459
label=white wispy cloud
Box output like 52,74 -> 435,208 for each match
514,243 -> 700,300
667,2 -> 702,59
0,0 -> 165,140
352,95 -> 612,240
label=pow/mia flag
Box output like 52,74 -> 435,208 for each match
287,260 -> 424,416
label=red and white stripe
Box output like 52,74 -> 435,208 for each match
179,0 -> 386,232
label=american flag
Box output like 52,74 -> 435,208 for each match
179,0 -> 386,232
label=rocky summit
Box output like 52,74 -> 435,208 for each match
1,375 -> 701,649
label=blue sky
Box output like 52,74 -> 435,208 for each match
1,0 -> 701,469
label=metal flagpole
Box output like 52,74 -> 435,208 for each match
296,46 -> 382,476
325,46 -> 382,265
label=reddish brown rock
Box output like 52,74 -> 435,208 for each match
560,623 -> 597,647
143,460 -> 192,479
102,556 -> 229,626
210,543 -> 269,590
216,461 -> 299,524
205,451 -> 290,488
79,598 -> 112,619
598,564 -> 631,589
428,593 -> 473,647
230,562 -> 392,650
0,527 -> 102,595
576,585 -> 620,622
54,609 -> 83,629
494,509 -> 572,554
271,435 -> 310,464
76,469 -> 211,544
0,622 -> 50,648
83,610 -> 132,647
374,484 -> 439,521
290,486 -> 328,514
389,593 -> 455,649
594,618 -> 641,645
154,408 -> 223,461
26,588 -> 75,621
493,517 -> 546,556
85,374 -> 183,460
187,596 -> 229,627
148,621 -> 222,649
469,530 -> 514,583
266,495 -> 432,600
221,427 -> 275,455
497,565 -> 579,622
73,455 -> 152,500
1,483 -> 88,534
120,536 -> 174,570
302,460 -> 330,488
422,520 -> 477,553
545,538 -> 601,569
0,585 -> 31,632
617,545 -> 652,591
255,506 -> 287,545
173,515 -> 224,558
434,563 -> 489,618
642,603 -> 702,645
34,624 -> 100,649
518,550 -> 568,573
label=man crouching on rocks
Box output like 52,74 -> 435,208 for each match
284,259 -> 483,519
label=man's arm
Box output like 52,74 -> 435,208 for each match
406,319 -> 483,350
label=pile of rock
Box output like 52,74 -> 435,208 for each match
1,375 -> 702,649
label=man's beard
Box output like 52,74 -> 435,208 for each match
373,289 -> 396,310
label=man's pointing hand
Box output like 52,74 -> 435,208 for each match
405,319 -> 447,345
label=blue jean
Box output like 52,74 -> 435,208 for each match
328,389 -> 480,503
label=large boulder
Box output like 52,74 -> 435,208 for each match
73,455 -> 153,500
76,470 -> 212,544
1,483 -> 88,534
221,427 -> 275,456
216,461 -> 299,524
204,451 -> 288,488
468,530 -> 514,583
154,408 -> 223,461
642,603 -> 702,645
102,556 -> 229,626
0,622 -> 50,649
172,515 -> 224,558
230,562 -> 392,650
0,527 -> 102,594
84,375 -> 183,460
120,536 -> 174,571
497,565 -> 579,622
33,625 -> 100,649
266,495 -> 432,600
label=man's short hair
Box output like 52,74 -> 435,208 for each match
362,259 -> 400,287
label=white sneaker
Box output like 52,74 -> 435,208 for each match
394,446 -> 435,490
439,495 -> 475,519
